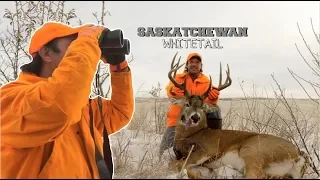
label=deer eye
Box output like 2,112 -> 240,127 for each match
186,103 -> 191,107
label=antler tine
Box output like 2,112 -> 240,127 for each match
182,75 -> 190,97
168,52 -> 185,91
170,52 -> 182,79
173,56 -> 181,78
217,62 -> 232,91
171,52 -> 178,69
201,75 -> 212,100
219,62 -> 222,88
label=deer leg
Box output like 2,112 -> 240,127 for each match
168,159 -> 184,171
185,165 -> 220,179
243,161 -> 267,179
168,159 -> 204,179
180,151 -> 213,179
202,158 -> 222,178
170,158 -> 211,178
239,142 -> 267,179
240,153 -> 266,178
265,174 -> 293,179
184,167 -> 207,179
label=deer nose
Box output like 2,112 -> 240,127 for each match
191,114 -> 200,123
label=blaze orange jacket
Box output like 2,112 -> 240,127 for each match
1,36 -> 134,178
166,72 -> 218,127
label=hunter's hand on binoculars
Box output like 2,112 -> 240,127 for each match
101,53 -> 125,65
78,25 -> 105,42
78,25 -> 130,67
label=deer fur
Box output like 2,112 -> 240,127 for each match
166,52 -> 309,179
170,95 -> 309,179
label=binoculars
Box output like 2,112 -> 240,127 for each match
98,28 -> 130,55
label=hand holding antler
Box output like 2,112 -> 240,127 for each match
199,62 -> 232,100
170,86 -> 185,98
208,88 -> 220,100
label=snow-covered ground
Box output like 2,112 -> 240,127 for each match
110,128 -> 244,179
110,98 -> 319,179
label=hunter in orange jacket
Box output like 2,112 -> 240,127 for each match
159,52 -> 221,157
165,72 -> 219,127
1,22 -> 134,178
166,52 -> 219,127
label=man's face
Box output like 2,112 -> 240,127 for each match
39,35 -> 77,74
187,57 -> 202,74
49,36 -> 77,69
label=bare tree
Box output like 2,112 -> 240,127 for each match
0,1 -> 79,85
1,1 -> 135,99
288,18 -> 320,104
271,18 -> 320,177
148,82 -> 167,134
90,1 -> 111,98
149,82 -> 162,98
90,1 -> 135,99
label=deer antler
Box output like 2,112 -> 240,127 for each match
200,75 -> 212,100
168,52 -> 189,97
171,52 -> 181,79
217,62 -> 232,91
201,62 -> 232,100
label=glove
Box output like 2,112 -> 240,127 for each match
101,53 -> 128,72
101,53 -> 125,65
78,25 -> 105,42
208,88 -> 219,100
170,86 -> 185,98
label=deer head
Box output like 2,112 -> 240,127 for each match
168,52 -> 232,130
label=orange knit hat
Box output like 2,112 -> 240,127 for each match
28,21 -> 90,58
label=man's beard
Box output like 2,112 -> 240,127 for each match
189,67 -> 200,73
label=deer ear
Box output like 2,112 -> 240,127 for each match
169,98 -> 185,105
202,103 -> 210,112
203,103 -> 219,113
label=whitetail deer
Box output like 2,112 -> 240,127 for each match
167,53 -> 309,179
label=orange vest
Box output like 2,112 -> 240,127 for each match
165,72 -> 218,127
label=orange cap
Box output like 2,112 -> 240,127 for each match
183,52 -> 203,72
186,52 -> 202,62
28,21 -> 90,58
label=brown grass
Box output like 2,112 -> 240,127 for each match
110,95 -> 319,179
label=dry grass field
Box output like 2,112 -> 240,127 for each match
109,97 -> 320,179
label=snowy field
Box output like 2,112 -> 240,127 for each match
110,97 -> 320,179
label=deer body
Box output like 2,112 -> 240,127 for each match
174,121 -> 307,179
166,52 -> 308,179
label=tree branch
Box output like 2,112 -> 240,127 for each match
310,18 -> 320,45
288,68 -> 320,103
297,23 -> 320,70
295,43 -> 319,76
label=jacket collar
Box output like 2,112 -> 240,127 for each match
181,71 -> 207,83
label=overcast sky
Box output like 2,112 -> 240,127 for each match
1,1 -> 319,99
